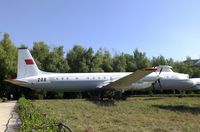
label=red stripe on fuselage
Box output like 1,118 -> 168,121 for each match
25,59 -> 34,65
144,68 -> 157,71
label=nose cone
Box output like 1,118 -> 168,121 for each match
178,73 -> 189,79
189,78 -> 200,90
184,74 -> 189,79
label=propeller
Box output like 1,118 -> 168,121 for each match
152,67 -> 163,89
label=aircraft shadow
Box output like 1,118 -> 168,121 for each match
142,97 -> 164,101
153,105 -> 200,115
87,99 -> 116,107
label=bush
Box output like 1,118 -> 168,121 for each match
18,97 -> 58,131
2,97 -> 7,102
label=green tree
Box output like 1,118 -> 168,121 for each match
173,62 -> 193,77
166,58 -> 175,67
45,46 -> 69,72
151,55 -> 167,67
90,48 -> 113,72
0,33 -> 17,79
101,49 -> 113,72
88,49 -> 104,72
66,45 -> 89,73
31,42 -> 49,70
0,48 -> 6,80
84,47 -> 98,72
0,33 -> 18,98
113,53 -> 127,72
124,54 -> 137,72
133,49 -> 150,69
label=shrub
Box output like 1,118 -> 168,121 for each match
18,97 -> 58,131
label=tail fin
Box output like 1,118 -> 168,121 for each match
17,48 -> 41,79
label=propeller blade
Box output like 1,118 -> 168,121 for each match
159,67 -> 163,75
152,81 -> 155,90
157,78 -> 162,88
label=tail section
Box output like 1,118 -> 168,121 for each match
17,48 -> 41,79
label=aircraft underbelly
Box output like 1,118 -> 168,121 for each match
31,80 -> 104,92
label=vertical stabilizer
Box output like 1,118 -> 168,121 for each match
17,48 -> 41,79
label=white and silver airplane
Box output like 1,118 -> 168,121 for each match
6,48 -> 158,92
6,48 -> 200,92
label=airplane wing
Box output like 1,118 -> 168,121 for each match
100,68 -> 157,91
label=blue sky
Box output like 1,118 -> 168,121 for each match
0,0 -> 200,60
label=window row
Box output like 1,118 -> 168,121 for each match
55,77 -> 114,80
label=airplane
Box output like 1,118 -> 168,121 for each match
6,48 -> 158,95
6,48 -> 200,98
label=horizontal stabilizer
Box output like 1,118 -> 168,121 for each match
4,79 -> 28,85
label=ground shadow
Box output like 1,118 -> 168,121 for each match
142,97 -> 164,101
153,105 -> 200,115
87,99 -> 116,107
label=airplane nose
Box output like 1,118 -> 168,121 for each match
182,74 -> 189,79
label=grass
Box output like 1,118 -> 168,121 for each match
31,97 -> 200,132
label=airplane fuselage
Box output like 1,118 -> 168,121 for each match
17,70 -> 200,91
18,72 -> 132,91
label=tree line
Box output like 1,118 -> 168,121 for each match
0,33 -> 200,99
